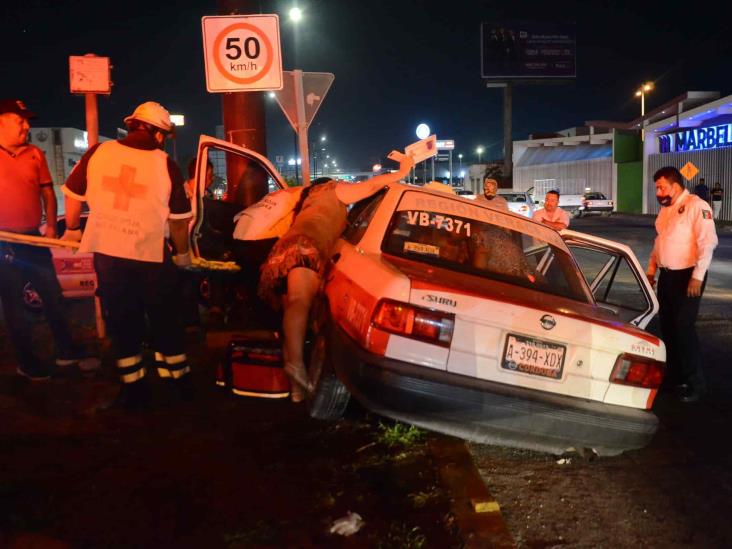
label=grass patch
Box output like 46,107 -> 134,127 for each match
408,488 -> 441,508
377,421 -> 424,448
377,522 -> 427,549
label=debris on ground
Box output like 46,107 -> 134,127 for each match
329,511 -> 365,536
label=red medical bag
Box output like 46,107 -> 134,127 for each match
216,332 -> 290,398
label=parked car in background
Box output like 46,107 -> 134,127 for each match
455,188 -> 476,197
498,189 -> 537,218
24,215 -> 96,309
558,193 -> 585,217
559,192 -> 614,218
578,192 -> 614,217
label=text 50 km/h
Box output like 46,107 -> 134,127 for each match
202,15 -> 283,92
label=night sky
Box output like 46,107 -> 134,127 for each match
2,0 -> 731,171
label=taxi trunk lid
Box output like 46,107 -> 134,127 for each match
386,256 -> 659,409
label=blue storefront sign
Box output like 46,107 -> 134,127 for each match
659,123 -> 732,153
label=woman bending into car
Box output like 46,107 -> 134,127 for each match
258,153 -> 414,402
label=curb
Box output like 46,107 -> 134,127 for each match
611,212 -> 732,232
429,435 -> 515,548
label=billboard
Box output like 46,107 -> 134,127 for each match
481,22 -> 576,80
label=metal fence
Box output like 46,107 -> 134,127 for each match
647,148 -> 732,220
513,158 -> 613,199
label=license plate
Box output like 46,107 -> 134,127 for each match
501,334 -> 566,380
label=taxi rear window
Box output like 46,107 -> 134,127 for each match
381,192 -> 589,302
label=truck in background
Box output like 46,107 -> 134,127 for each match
558,192 -> 614,218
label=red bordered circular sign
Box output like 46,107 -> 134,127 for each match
213,22 -> 274,85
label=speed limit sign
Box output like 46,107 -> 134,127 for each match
202,15 -> 283,92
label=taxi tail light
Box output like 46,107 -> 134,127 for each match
372,299 -> 455,347
610,353 -> 665,389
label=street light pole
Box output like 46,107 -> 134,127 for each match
170,114 -> 184,164
635,82 -> 653,141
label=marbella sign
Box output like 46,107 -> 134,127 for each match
658,123 -> 732,153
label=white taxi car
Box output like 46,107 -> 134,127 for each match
193,137 -> 665,456
310,185 -> 665,456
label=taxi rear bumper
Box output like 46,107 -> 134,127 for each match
328,324 -> 658,456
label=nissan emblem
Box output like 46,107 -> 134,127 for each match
540,314 -> 556,330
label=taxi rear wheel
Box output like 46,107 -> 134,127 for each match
308,326 -> 350,420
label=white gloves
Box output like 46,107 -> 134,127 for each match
173,251 -> 192,267
61,228 -> 82,242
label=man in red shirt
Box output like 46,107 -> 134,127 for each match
0,98 -> 86,379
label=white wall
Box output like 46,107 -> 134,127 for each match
512,157 -> 614,198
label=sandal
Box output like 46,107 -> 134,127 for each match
290,384 -> 305,403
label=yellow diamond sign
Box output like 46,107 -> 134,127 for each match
680,162 -> 699,181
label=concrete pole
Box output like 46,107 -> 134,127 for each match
449,150 -> 453,185
82,59 -> 102,337
503,82 -> 513,182
84,93 -> 98,147
218,0 -> 268,207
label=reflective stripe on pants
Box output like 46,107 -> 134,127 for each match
155,352 -> 190,379
116,354 -> 146,384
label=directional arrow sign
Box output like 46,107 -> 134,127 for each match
274,71 -> 334,131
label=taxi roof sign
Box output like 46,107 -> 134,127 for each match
405,135 -> 438,164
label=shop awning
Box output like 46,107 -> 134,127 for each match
516,144 -> 612,167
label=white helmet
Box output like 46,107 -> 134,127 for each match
124,101 -> 173,133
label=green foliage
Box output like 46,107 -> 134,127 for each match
408,488 -> 440,508
483,163 -> 504,180
377,421 -> 425,448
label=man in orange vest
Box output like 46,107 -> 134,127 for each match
62,102 -> 193,410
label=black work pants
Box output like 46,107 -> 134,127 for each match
94,252 -> 186,381
0,239 -> 75,372
657,267 -> 706,389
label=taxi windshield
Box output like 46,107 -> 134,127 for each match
381,191 -> 589,302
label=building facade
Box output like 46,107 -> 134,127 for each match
511,127 -> 616,203
27,128 -> 112,214
644,93 -> 732,220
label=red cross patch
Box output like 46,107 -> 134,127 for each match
702,210 -> 712,219
102,165 -> 147,211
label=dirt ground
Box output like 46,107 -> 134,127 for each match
0,301 -> 462,548
470,319 -> 732,548
3,297 -> 732,547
